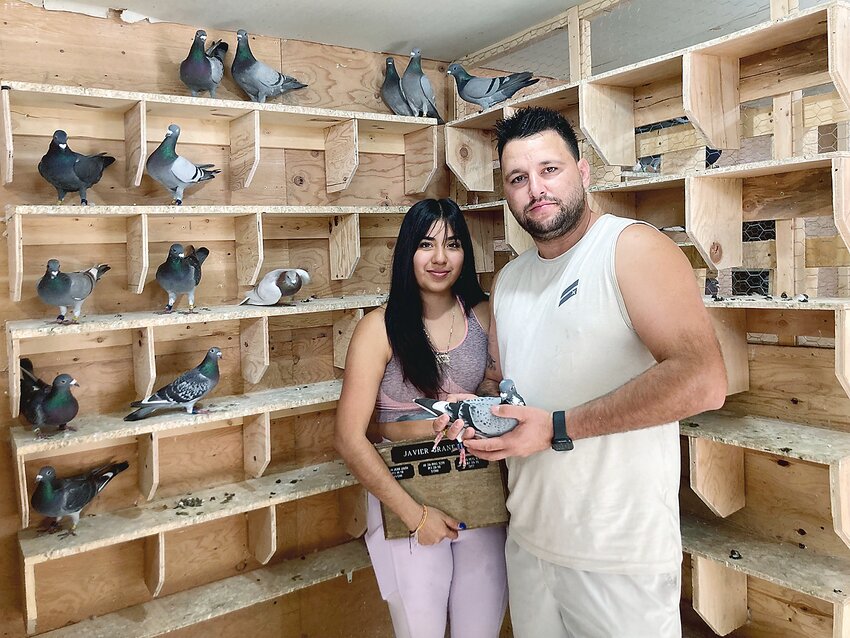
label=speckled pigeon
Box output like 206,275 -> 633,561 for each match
20,358 -> 79,439
124,347 -> 222,421
446,63 -> 538,111
232,29 -> 307,103
401,48 -> 444,124
381,57 -> 414,117
417,379 -> 526,439
155,243 -> 209,312
180,29 -> 228,98
38,130 -> 115,205
31,461 -> 128,536
37,259 -> 110,323
146,124 -> 219,205
239,268 -> 310,305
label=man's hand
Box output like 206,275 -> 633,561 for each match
463,405 -> 553,461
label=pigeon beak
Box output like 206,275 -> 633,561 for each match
35,473 -> 43,482
178,253 -> 185,258
70,379 -> 80,387
58,144 -> 67,149
49,271 -> 58,276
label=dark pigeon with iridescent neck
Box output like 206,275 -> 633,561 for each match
38,130 -> 115,205
31,462 -> 128,536
155,243 -> 209,312
124,347 -> 222,421
232,29 -> 307,103
20,358 -> 79,439
180,29 -> 228,98
146,124 -> 219,205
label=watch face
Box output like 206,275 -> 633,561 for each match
551,438 -> 574,452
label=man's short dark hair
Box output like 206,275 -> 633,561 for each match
495,106 -> 581,162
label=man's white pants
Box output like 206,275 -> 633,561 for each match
506,536 -> 682,638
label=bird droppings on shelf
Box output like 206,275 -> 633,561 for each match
276,479 -> 281,484
777,460 -> 790,467
797,528 -> 807,535
780,447 -> 792,453
791,398 -> 799,405
729,549 -> 742,560
798,543 -> 807,549
290,479 -> 298,484
222,492 -> 235,504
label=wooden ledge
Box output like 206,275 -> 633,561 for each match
4,204 -> 410,220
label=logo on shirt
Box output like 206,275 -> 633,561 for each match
559,279 -> 579,306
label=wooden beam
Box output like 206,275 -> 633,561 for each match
403,126 -> 438,195
329,213 -> 361,280
692,555 -> 748,636
837,308 -> 850,402
568,6 -> 581,83
144,532 -> 166,598
247,505 -> 277,565
445,127 -> 494,192
835,157 -> 850,256
15,455 -> 28,529
138,432 -> 160,501
8,334 -> 20,419
132,326 -> 156,400
123,100 -> 146,188
333,309 -> 363,369
689,438 -> 746,518
23,561 -> 36,635
126,214 -> 149,294
229,110 -> 260,190
835,600 -> 850,638
240,316 -> 269,385
503,201 -> 535,256
234,212 -> 264,286
339,485 -> 367,538
829,4 -> 850,114
770,0 -> 799,20
7,212 -> 22,302
708,307 -> 749,395
580,18 -> 592,80
579,82 -> 635,166
683,52 -> 740,150
0,86 -> 12,184
243,411 -> 271,479
831,457 -> 850,551
466,211 -> 496,273
324,119 -> 359,193
686,176 -> 743,271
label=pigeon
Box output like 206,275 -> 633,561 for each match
37,259 -> 111,323
20,358 -> 79,439
146,124 -> 219,205
155,243 -> 209,312
180,29 -> 228,98
124,347 -> 222,421
239,268 -> 310,305
37,130 -> 115,205
446,63 -> 539,111
232,29 -> 308,103
401,48 -> 444,124
381,57 -> 415,117
706,148 -> 723,168
31,461 -> 129,536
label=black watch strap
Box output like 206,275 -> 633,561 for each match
552,410 -> 574,452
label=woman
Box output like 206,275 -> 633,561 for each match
334,199 -> 508,638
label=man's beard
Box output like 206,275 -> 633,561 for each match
517,189 -> 586,241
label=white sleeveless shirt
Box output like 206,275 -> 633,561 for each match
493,214 -> 681,574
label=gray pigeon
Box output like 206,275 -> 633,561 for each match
155,243 -> 209,312
37,259 -> 111,323
38,130 -> 115,205
232,29 -> 308,103
124,347 -> 222,421
381,57 -> 415,117
180,29 -> 228,98
20,358 -> 79,439
239,268 -> 310,305
446,63 -> 539,111
31,461 -> 129,536
146,124 -> 219,205
401,48 -> 444,124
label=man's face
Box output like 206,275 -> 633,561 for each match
500,130 -> 591,242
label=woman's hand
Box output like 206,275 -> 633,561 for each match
412,505 -> 465,545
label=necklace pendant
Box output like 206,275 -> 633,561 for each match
435,352 -> 451,365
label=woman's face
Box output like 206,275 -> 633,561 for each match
412,220 -> 464,295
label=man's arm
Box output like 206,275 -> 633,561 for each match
477,279 -> 502,398
464,224 -> 728,460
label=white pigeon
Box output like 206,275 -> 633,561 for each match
240,268 -> 311,305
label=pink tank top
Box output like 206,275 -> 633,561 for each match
375,304 -> 488,423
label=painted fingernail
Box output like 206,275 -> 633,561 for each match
458,522 -> 467,530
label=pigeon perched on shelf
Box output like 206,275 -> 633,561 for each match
31,461 -> 129,537
180,29 -> 229,98
155,243 -> 209,313
446,63 -> 539,111
232,29 -> 307,103
401,48 -> 444,124
37,130 -> 115,205
239,268 -> 310,306
146,124 -> 219,205
381,57 -> 415,117
37,259 -> 111,323
706,148 -> 723,169
20,358 -> 79,439
124,347 -> 222,421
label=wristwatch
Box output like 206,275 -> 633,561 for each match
551,410 -> 574,452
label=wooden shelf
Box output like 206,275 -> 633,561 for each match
460,199 -> 534,267
0,80 -> 438,195
681,411 -> 850,549
6,205 -> 408,300
6,293 -> 384,420
682,514 -> 850,636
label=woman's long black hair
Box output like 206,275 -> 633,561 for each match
385,198 -> 487,397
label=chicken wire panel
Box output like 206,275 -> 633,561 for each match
589,0 -> 769,75
486,28 -> 572,80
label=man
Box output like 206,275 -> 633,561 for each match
436,106 -> 727,637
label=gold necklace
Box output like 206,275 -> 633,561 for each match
424,302 -> 456,365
